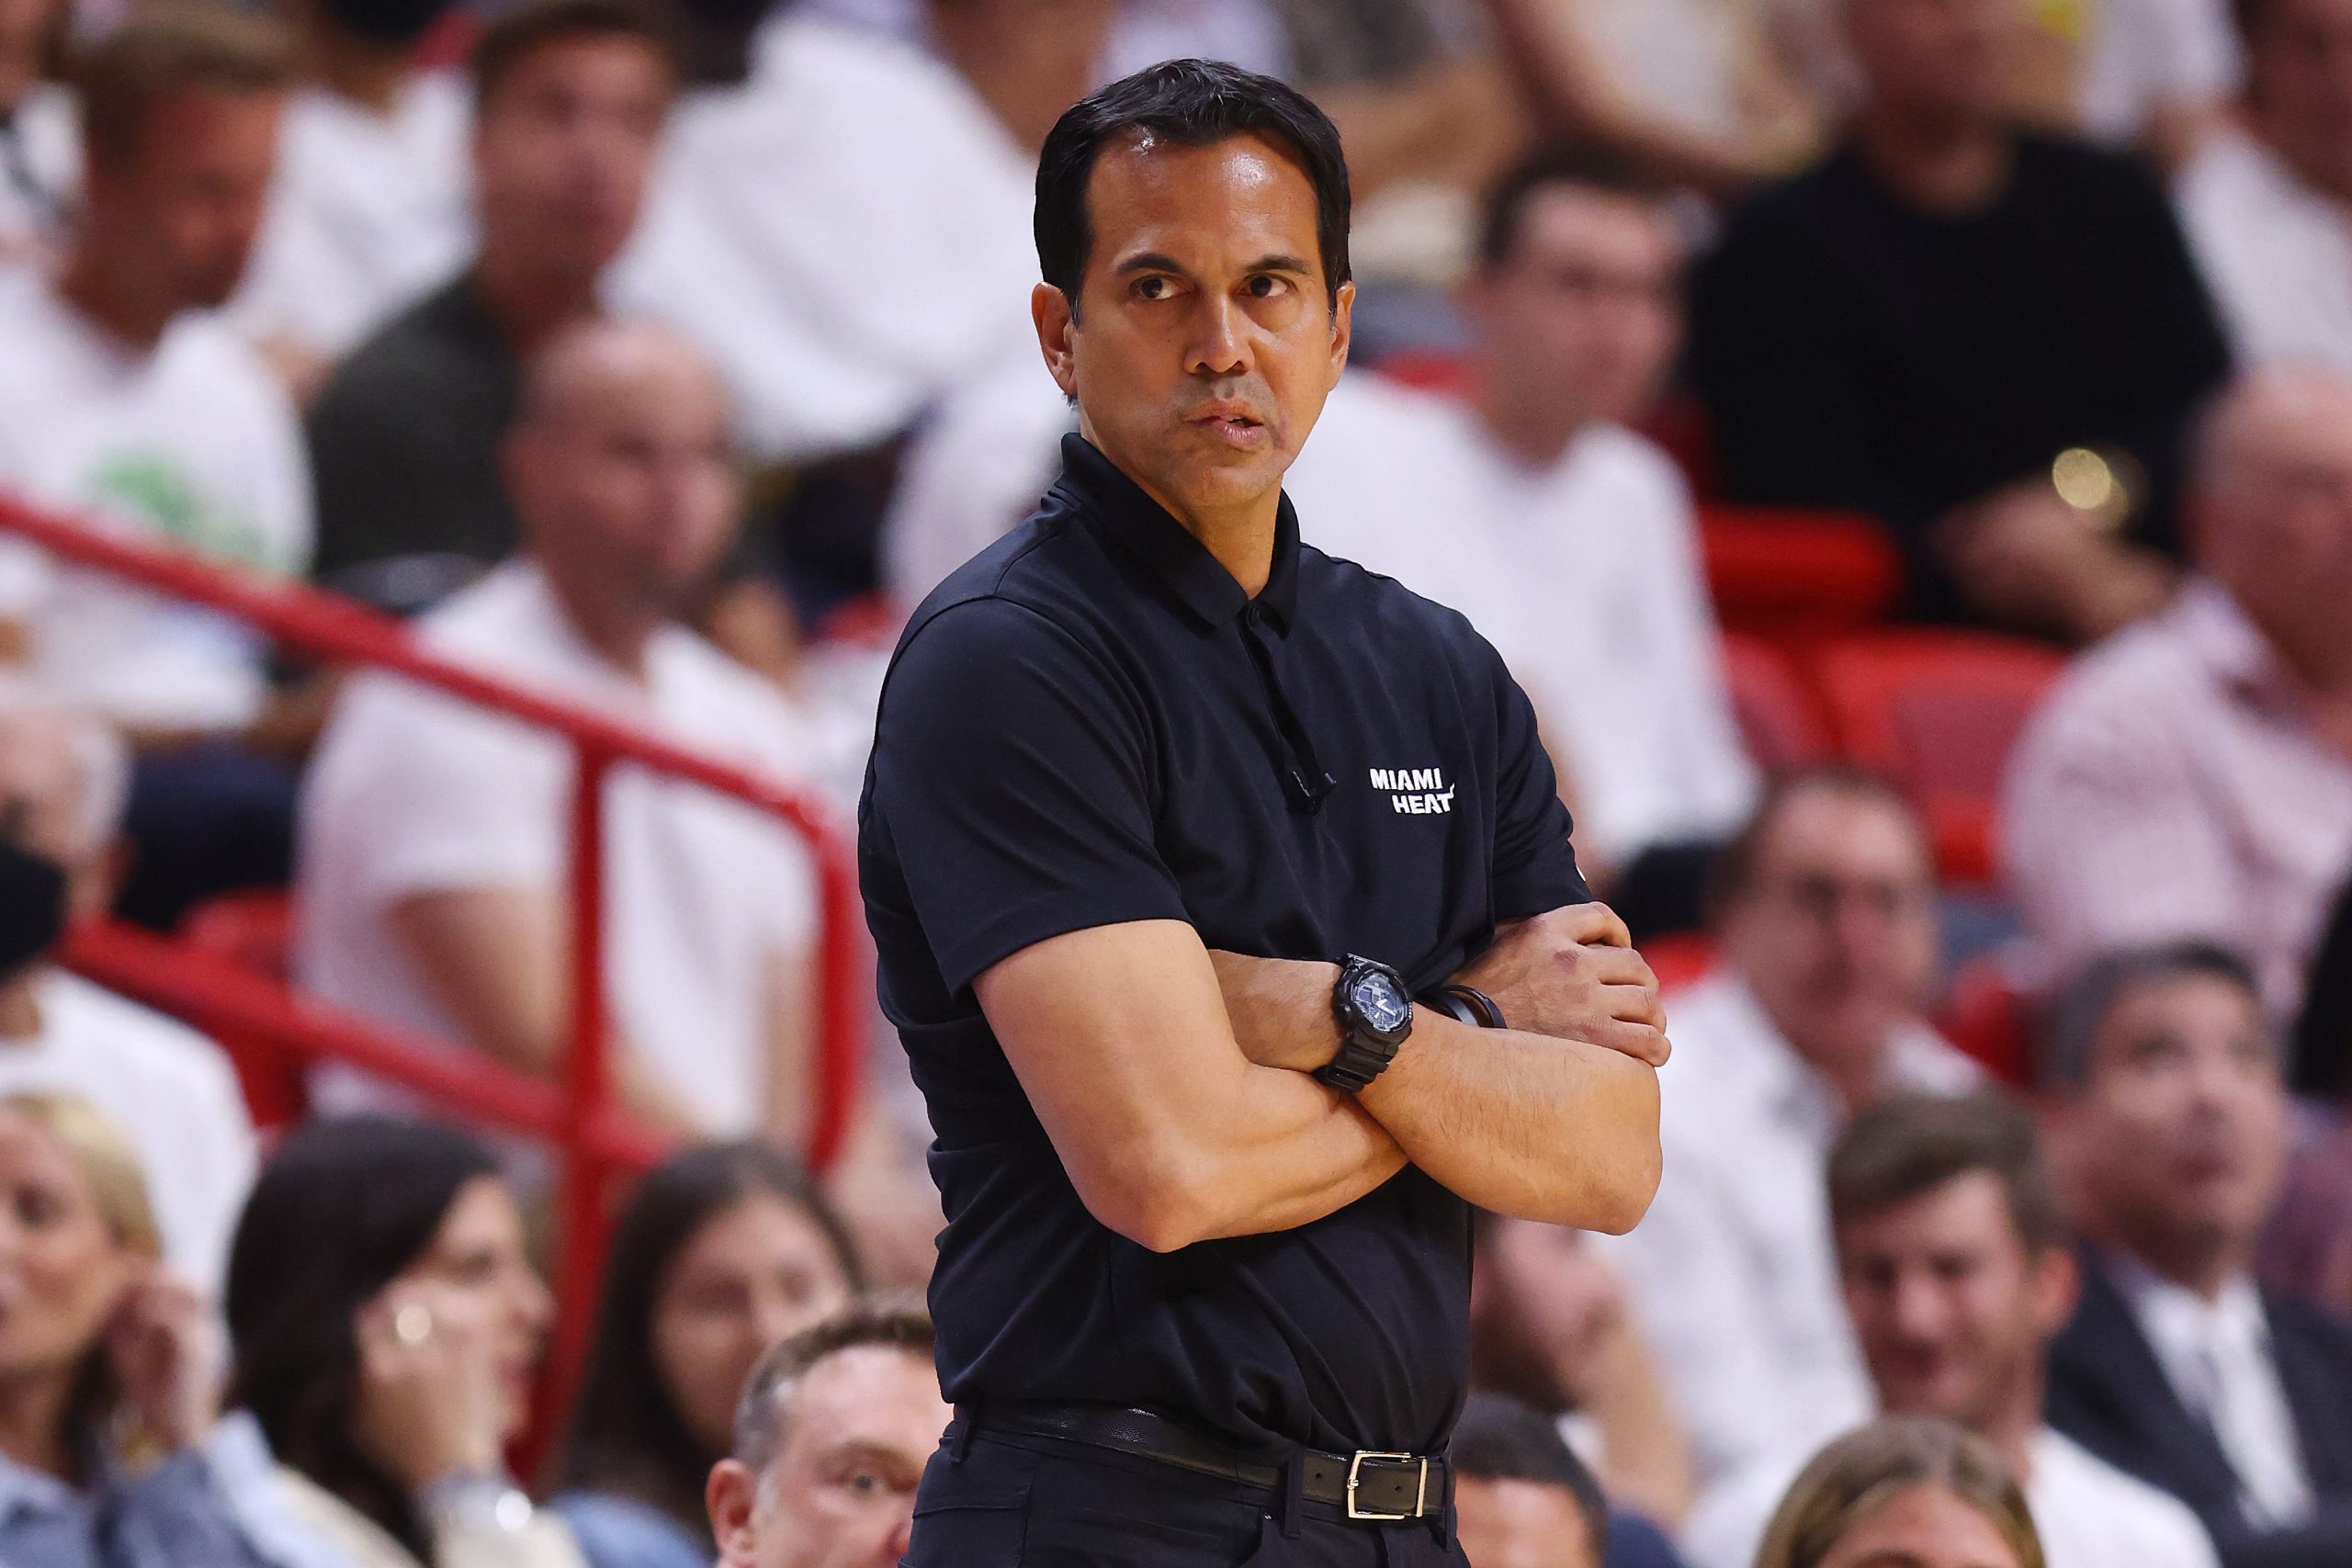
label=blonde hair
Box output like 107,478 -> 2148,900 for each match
1,1092 -> 161,1259
1755,1418 -> 2045,1568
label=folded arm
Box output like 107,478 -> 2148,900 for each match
977,919 -> 1406,1254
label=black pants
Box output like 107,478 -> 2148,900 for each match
902,1421 -> 1469,1568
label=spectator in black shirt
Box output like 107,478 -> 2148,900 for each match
1690,0 -> 2232,642
305,0 -> 671,592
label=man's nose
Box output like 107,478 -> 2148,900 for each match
1185,294 -> 1250,380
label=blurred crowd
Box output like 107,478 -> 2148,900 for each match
2,0 -> 2352,1562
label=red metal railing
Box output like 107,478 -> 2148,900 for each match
0,494 -> 865,1394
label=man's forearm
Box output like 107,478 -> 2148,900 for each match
1181,1075 -> 1408,1243
1213,950 -> 1661,1233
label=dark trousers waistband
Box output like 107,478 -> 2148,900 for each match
958,1401 -> 1450,1523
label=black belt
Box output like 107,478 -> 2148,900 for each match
961,1402 -> 1447,1523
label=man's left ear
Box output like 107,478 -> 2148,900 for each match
1329,279 -> 1356,379
2031,1243 -> 2082,1337
706,1459 -> 759,1564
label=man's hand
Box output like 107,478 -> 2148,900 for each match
1450,904 -> 1669,1066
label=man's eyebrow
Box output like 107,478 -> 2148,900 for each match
1114,251 -> 1188,276
1246,254 -> 1314,276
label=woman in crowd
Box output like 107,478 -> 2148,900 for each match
0,1092 -> 305,1568
1756,1417 -> 2046,1568
224,1115 -> 587,1568
550,1140 -> 863,1568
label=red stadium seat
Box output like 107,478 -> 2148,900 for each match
1644,931 -> 1717,993
1810,632 -> 2065,886
1937,952 -> 2037,1087
1701,506 -> 1904,637
177,891 -> 308,1127
1721,631 -> 1833,773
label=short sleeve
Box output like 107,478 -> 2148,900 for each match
1485,640 -> 1591,919
867,598 -> 1191,994
317,673 -> 562,903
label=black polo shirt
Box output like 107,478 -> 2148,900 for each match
860,433 -> 1589,1457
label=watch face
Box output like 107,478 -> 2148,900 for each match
1351,972 -> 1411,1034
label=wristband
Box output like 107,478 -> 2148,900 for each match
1441,985 -> 1507,1031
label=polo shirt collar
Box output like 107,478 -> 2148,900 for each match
1056,433 -> 1301,632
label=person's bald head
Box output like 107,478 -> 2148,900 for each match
2191,367 -> 2352,663
504,318 -> 740,632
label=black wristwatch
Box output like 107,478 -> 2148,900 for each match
1318,954 -> 1414,1093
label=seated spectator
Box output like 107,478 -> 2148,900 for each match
297,321 -> 819,1141
703,1303 -> 948,1568
1682,1091 -> 2217,1568
0,0 -> 74,267
0,1094 -> 303,1568
304,0 -> 675,591
551,1142 -> 862,1568
1472,1211 -> 1696,1530
2043,944 -> 2352,1564
1284,144 -> 1757,919
1690,0 -> 2231,640
1452,1389 -> 1692,1568
2177,0 -> 2352,374
225,1115 -> 585,1568
2002,369 -> 2352,1022
0,5 -> 311,931
0,693 -> 255,1291
227,0 -> 472,388
611,3 -> 1038,463
1751,1418 -> 2042,1568
1602,768 -> 1980,1486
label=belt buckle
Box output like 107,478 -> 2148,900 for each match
1344,1450 -> 1429,1522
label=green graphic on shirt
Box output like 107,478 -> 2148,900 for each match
85,452 -> 273,568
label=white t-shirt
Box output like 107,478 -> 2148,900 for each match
2079,0 -> 2241,144
611,14 -> 1037,461
1575,0 -> 1758,143
1683,1427 -> 2219,1568
0,274 -> 312,730
0,971 -> 257,1292
1597,973 -> 1984,1484
228,73 -> 474,363
1284,378 -> 1758,865
295,561 -> 819,1136
0,84 -> 79,271
2177,129 -> 2352,375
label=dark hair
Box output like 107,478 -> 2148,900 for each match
74,3 -> 294,167
1035,58 -> 1351,317
554,1141 -> 863,1537
471,0 -> 675,113
732,1299 -> 934,1477
225,1116 -> 501,1559
2041,942 -> 2268,1089
1827,1091 -> 2069,1255
1474,141 -> 1670,270
2294,868 -> 2352,1102
1708,764 -> 1928,913
1757,1417 -> 2043,1568
1450,1392 -> 1609,1562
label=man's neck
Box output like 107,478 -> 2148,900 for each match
1849,101 -> 2014,216
1468,377 -> 1587,472
1081,421 -> 1282,596
305,28 -> 411,117
536,556 -> 660,680
2098,1219 -> 2244,1303
471,243 -> 604,363
0,1370 -> 77,1482
56,243 -> 175,352
0,970 -> 41,1041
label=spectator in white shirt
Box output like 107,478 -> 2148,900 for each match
2178,0 -> 2352,375
1602,768 -> 1981,1487
0,693 -> 255,1293
228,0 -> 473,391
0,6 -> 316,931
1681,1090 -> 2220,1568
612,6 -> 1043,466
1286,144 -> 1757,926
2002,368 -> 2352,1023
0,0 -> 74,269
297,320 -> 819,1145
2043,943 -> 2352,1567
